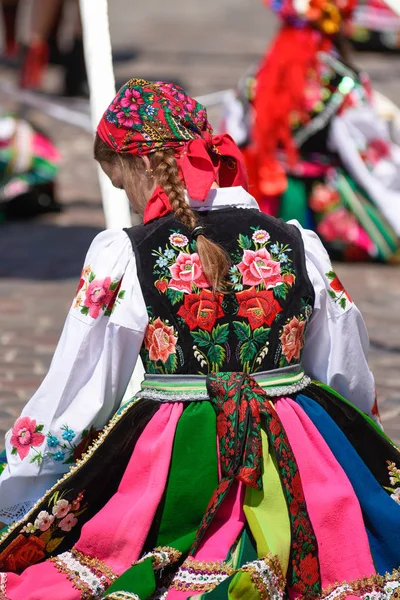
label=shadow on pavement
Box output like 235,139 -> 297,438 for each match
0,222 -> 102,280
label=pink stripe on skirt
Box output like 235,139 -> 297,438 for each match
5,402 -> 183,599
275,398 -> 375,595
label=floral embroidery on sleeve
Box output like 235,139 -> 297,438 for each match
10,417 -> 101,467
10,417 -> 45,464
46,426 -> 101,465
326,270 -> 353,311
73,266 -> 125,318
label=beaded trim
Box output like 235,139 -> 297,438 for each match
0,401 -> 136,548
138,389 -> 209,402
103,593 -> 140,600
139,375 -> 311,403
321,569 -> 400,600
51,551 -> 109,599
136,546 -> 182,570
0,573 -> 7,596
242,555 -> 286,600
70,549 -> 118,583
171,557 -> 234,592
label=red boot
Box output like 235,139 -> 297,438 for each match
20,40 -> 49,89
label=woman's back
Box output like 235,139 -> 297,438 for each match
127,205 -> 314,375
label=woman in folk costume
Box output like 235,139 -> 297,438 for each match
0,78 -> 399,600
223,0 -> 400,262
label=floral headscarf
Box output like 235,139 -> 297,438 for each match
97,78 -> 247,219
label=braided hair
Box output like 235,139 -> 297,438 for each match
94,136 -> 230,291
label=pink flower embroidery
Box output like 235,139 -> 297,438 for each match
34,511 -> 54,532
252,229 -> 270,244
280,317 -> 306,363
52,499 -> 71,519
238,248 -> 284,288
83,277 -> 114,318
144,317 -> 178,363
168,252 -> 210,293
169,233 -> 188,248
59,513 -> 78,532
10,417 -> 45,460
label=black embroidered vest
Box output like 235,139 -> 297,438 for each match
125,208 -> 315,375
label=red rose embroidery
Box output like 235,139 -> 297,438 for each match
280,316 -> 306,363
236,287 -> 282,330
0,534 -> 46,573
144,317 -> 178,363
177,290 -> 224,332
168,252 -> 210,293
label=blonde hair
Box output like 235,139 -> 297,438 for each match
94,134 -> 230,291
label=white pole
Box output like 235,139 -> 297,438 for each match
79,0 -> 131,229
79,0 -> 145,399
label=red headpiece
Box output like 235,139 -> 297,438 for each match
97,78 -> 248,222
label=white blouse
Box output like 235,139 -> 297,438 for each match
0,187 -> 376,524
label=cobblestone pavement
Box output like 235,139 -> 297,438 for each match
0,1 -> 399,444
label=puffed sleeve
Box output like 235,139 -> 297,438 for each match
0,229 -> 148,525
289,220 -> 377,418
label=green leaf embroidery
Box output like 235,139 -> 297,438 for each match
339,297 -> 347,309
273,284 -> 288,300
233,321 -> 251,342
29,453 -> 43,465
80,306 -> 89,316
326,270 -> 336,280
109,281 -> 120,291
192,330 -> 212,348
166,288 -> 184,306
212,323 -> 230,345
164,352 -> 178,373
253,327 -> 270,345
238,234 -> 252,250
11,447 -> 17,456
208,344 -> 226,365
104,308 -> 112,317
118,290 -> 126,299
89,272 -> 96,283
328,290 -> 336,299
240,340 -> 258,363
35,424 -> 44,433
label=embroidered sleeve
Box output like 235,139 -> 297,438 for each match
70,230 -> 130,323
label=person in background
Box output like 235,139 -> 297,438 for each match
1,0 -> 19,58
19,0 -> 87,96
0,114 -> 61,222
0,78 -> 398,599
222,0 -> 400,262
